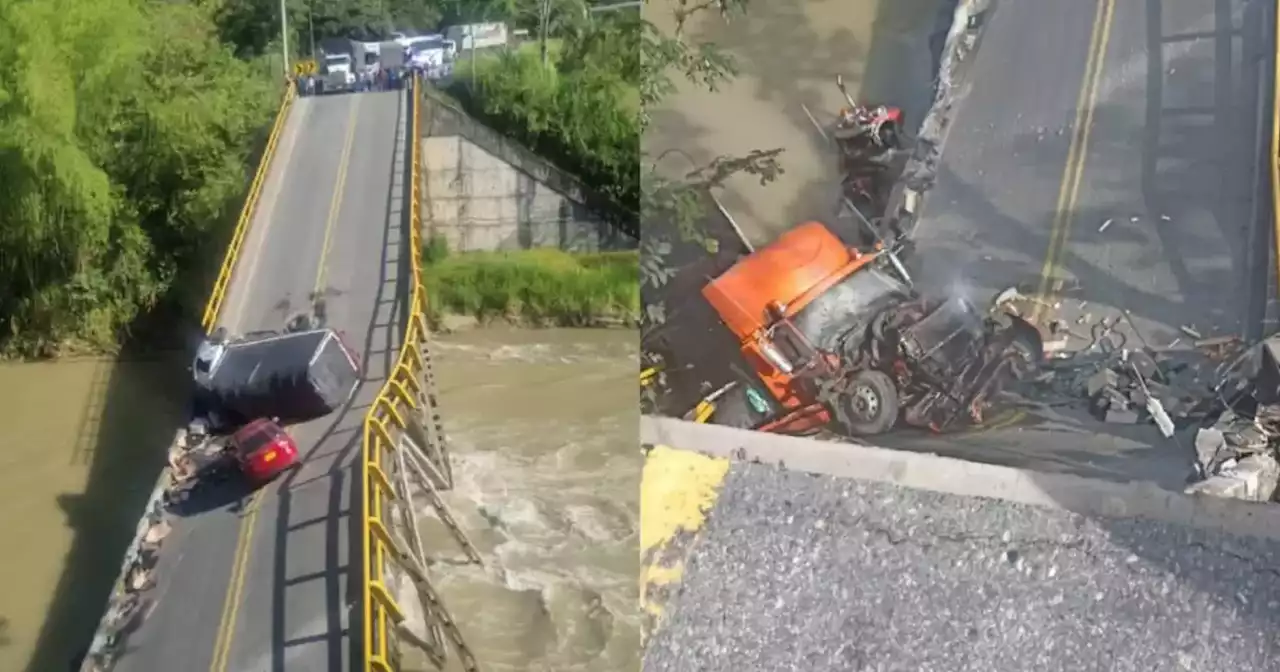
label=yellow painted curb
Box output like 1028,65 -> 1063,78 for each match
640,445 -> 730,639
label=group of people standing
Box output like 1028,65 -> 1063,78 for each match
294,65 -> 407,97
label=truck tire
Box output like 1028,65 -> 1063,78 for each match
836,369 -> 899,436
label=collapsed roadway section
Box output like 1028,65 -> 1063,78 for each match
83,84 -> 453,672
642,0 -> 1280,668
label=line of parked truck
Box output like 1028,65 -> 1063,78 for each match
305,23 -> 510,95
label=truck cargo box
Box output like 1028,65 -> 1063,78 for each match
194,328 -> 360,424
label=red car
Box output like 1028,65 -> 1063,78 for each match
230,418 -> 300,484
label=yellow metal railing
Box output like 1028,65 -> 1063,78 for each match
360,76 -> 431,672
1272,2 -> 1280,308
201,82 -> 297,332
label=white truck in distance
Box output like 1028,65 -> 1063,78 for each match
320,51 -> 356,92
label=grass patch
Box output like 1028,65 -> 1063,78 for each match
422,239 -> 638,328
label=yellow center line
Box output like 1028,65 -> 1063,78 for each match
1271,2 -> 1280,300
209,491 -> 263,672
1032,0 -> 1117,323
315,96 -> 362,296
207,94 -> 362,672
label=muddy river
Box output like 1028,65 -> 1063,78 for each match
645,0 -> 950,245
411,328 -> 640,672
0,328 -> 637,672
0,356 -> 184,672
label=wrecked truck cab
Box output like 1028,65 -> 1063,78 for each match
701,221 -> 902,435
700,220 -> 1042,437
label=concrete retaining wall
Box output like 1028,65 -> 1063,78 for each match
419,88 -> 635,252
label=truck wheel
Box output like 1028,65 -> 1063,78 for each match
836,370 -> 899,435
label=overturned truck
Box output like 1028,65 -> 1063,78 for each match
699,221 -> 1042,437
192,327 -> 362,428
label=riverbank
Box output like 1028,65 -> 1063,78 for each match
422,245 -> 639,331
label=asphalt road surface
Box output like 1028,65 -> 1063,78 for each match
646,458 -> 1280,672
113,89 -> 409,672
879,0 -> 1274,488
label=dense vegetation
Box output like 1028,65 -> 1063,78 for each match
0,0 -> 283,356
0,0 -> 454,357
422,238 -> 639,327
0,0 -> 643,356
446,2 -> 640,216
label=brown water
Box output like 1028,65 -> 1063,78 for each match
645,0 -> 949,244
408,328 -> 640,672
0,330 -> 638,672
0,357 -> 185,672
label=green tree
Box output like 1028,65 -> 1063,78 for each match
446,8 -> 641,220
0,0 -> 277,355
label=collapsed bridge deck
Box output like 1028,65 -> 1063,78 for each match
883,0 -> 1276,487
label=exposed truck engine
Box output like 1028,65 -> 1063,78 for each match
699,221 -> 1043,437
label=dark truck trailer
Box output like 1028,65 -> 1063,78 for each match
193,328 -> 361,425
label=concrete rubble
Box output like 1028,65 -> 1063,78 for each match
992,287 -> 1280,504
80,424 -> 232,672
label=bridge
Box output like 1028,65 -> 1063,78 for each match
642,0 -> 1280,669
81,79 -> 483,672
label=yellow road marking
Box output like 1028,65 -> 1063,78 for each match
315,96 -> 362,295
1032,0 -> 1117,323
209,490 -> 263,672
208,95 -> 362,671
1272,2 -> 1280,300
640,446 -> 730,634
965,408 -> 1019,433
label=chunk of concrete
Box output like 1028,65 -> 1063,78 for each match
1086,369 -> 1119,397
1193,427 -> 1226,468
1104,407 -> 1140,424
1129,349 -> 1160,380
1184,453 -> 1280,502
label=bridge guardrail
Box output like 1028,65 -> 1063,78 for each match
201,82 -> 297,332
360,76 -> 482,672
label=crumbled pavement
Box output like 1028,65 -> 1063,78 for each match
993,287 -> 1241,433
644,464 -> 1280,672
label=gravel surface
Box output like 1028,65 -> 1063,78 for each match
645,463 -> 1280,672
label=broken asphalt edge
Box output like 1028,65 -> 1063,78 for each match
888,0 -> 992,235
642,415 -> 1280,543
79,428 -> 183,671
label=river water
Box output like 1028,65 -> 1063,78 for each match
0,356 -> 183,672
0,328 -> 636,672
403,327 -> 640,672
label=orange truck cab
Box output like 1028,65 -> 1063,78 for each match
701,221 -> 913,433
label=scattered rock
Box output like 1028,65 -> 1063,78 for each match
1185,453 -> 1280,502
